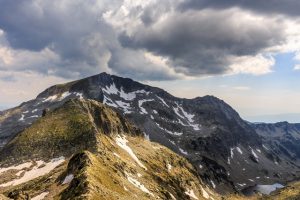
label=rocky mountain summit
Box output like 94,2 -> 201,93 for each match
0,72 -> 300,197
0,99 -> 220,200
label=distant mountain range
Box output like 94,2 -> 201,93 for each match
246,113 -> 300,123
0,72 -> 299,199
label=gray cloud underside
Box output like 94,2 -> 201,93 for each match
120,10 -> 285,75
179,0 -> 300,17
0,0 -> 298,80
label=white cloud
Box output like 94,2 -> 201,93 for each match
233,86 -> 251,91
294,64 -> 300,70
229,54 -> 275,75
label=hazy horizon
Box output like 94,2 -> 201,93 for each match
0,72 -> 299,124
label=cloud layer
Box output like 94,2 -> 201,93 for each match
0,0 -> 300,81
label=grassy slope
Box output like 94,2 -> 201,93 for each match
60,132 -> 220,200
0,99 -> 140,165
0,99 -> 220,200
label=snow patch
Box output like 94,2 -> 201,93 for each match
16,170 -> 24,176
156,96 -> 169,107
256,148 -> 261,153
262,144 -> 269,150
120,88 -> 150,100
31,192 -> 49,200
250,147 -> 259,161
115,100 -> 132,114
42,95 -> 58,102
32,109 -> 38,113
230,148 -> 234,158
179,106 -> 194,123
179,147 -> 188,155
126,172 -> 153,196
62,174 -> 74,185
167,163 -> 172,172
185,189 -> 199,200
59,91 -> 71,100
155,122 -> 183,136
19,114 -> 25,121
173,107 -> 185,119
144,132 -> 150,141
28,115 -> 39,118
74,92 -> 84,99
103,96 -> 118,108
227,157 -> 231,165
178,103 -> 200,131
169,193 -> 177,200
115,135 -> 147,170
138,99 -> 154,114
201,186 -> 210,199
103,82 -> 150,101
103,82 -> 119,95
0,157 -> 65,187
119,88 -> 136,100
0,162 -> 32,175
210,180 -> 216,188
113,152 -> 121,158
236,147 -> 243,154
169,140 -> 176,145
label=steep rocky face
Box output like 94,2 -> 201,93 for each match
253,122 -> 300,165
0,99 -> 219,200
1,73 -> 300,194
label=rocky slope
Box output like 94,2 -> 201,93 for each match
0,73 -> 300,194
253,122 -> 300,162
0,99 -> 219,200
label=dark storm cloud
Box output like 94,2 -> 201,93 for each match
120,10 -> 285,75
178,0 -> 300,17
0,0 -> 297,80
0,0 -> 182,80
0,0 -> 118,78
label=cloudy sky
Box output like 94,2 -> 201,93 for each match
0,0 -> 300,122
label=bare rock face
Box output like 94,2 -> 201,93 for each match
1,72 -> 300,194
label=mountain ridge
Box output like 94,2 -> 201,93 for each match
1,72 -> 300,195
0,99 -> 221,200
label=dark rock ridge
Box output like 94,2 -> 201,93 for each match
0,72 -> 299,194
252,122 -> 300,163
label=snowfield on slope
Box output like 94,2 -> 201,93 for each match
31,192 -> 49,200
115,135 -> 147,170
125,172 -> 154,196
0,156 -> 65,187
